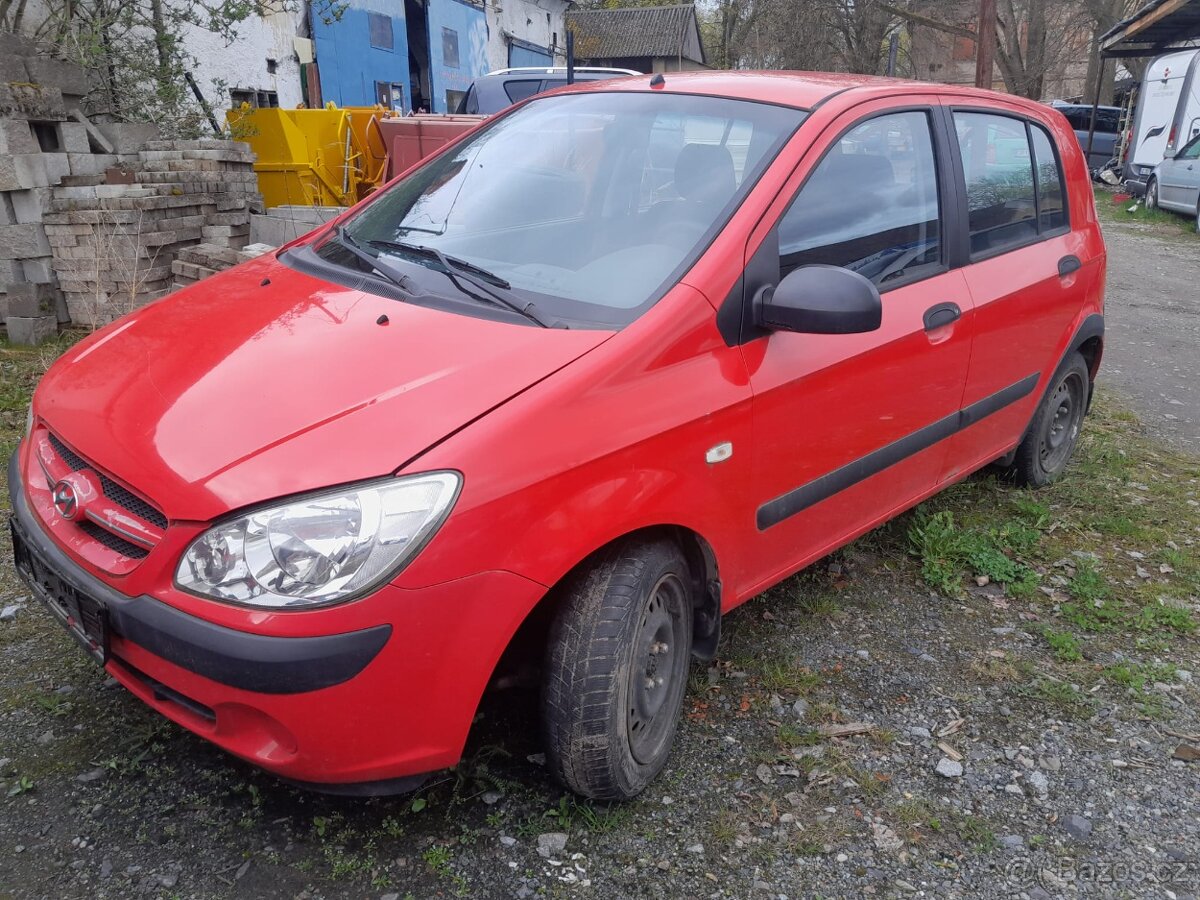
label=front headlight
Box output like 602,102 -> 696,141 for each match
175,472 -> 461,608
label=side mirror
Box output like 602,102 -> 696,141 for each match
754,264 -> 882,335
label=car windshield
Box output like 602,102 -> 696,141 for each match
327,91 -> 805,327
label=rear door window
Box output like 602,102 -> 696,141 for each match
1030,124 -> 1067,232
503,80 -> 543,104
776,110 -> 942,288
953,112 -> 1038,256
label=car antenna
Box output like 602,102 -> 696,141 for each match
566,30 -> 575,84
650,73 -> 665,88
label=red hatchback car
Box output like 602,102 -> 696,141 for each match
10,72 -> 1105,800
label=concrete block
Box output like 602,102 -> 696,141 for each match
23,57 -> 90,98
10,188 -> 51,223
0,224 -> 51,259
58,122 -> 90,154
5,315 -> 56,345
43,153 -> 70,186
95,122 -> 160,154
0,195 -> 14,226
3,283 -> 57,316
0,83 -> 66,120
0,154 -> 49,192
0,55 -> 31,83
67,110 -> 114,154
67,154 -> 109,177
0,31 -> 37,58
0,258 -> 21,282
21,257 -> 54,282
0,120 -> 39,156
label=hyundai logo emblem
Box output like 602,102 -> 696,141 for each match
52,480 -> 78,519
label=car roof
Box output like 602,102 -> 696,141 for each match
547,70 -> 1053,115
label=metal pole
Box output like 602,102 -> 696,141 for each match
184,70 -> 222,136
975,0 -> 996,89
1085,56 -> 1107,166
566,30 -> 575,84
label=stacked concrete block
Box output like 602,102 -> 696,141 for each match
43,140 -> 261,326
170,241 -> 273,291
250,205 -> 341,246
1,30 -> 149,341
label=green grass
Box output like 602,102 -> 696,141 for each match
907,508 -> 1040,598
1042,628 -> 1083,662
1094,185 -> 1199,237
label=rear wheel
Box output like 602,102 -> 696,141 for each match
542,539 -> 694,800
1146,177 -> 1159,210
1009,352 -> 1090,487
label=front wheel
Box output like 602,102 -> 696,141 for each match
1146,177 -> 1159,210
1009,352 -> 1090,487
542,539 -> 694,800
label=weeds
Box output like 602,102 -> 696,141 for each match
907,509 -> 1039,597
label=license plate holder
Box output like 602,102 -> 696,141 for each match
10,520 -> 109,666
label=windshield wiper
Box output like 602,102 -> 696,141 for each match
367,239 -> 557,329
334,227 -> 417,294
369,239 -> 511,288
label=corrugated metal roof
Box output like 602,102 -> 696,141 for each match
565,4 -> 704,63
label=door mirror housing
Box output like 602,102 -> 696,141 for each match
754,264 -> 882,335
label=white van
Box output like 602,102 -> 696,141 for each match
1125,48 -> 1200,195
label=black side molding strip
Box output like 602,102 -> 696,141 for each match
756,372 -> 1040,530
8,452 -> 391,695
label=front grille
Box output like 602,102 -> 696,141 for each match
79,520 -> 150,559
48,432 -> 86,471
48,432 -> 168,529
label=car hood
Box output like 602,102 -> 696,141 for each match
35,255 -> 610,522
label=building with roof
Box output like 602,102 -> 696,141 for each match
564,3 -> 707,74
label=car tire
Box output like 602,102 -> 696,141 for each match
1145,177 -> 1159,210
1009,352 -> 1090,488
542,538 -> 694,800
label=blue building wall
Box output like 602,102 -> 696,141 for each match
312,3 -> 412,110
426,0 -> 488,112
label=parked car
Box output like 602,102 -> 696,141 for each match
456,66 -> 639,115
1124,48 -> 1200,196
11,72 -> 1106,801
1146,131 -> 1200,230
1049,101 -> 1123,170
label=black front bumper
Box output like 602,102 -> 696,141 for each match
8,449 -> 390,695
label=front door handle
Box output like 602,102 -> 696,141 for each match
923,302 -> 961,331
1058,255 -> 1082,277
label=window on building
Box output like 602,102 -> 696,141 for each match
954,111 -> 1038,256
230,88 -> 279,109
369,13 -> 394,51
442,27 -> 460,68
777,110 -> 942,286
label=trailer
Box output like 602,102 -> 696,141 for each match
1124,47 -> 1200,195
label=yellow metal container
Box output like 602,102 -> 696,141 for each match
226,105 -> 390,208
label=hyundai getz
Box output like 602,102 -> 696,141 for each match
10,72 -> 1105,800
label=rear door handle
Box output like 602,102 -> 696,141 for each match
1058,255 -> 1082,277
923,302 -> 961,331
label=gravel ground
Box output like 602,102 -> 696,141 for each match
1096,191 -> 1200,451
1,203 -> 1198,900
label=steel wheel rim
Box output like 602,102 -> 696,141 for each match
1039,371 -> 1084,473
627,573 -> 688,765
1147,181 -> 1157,208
